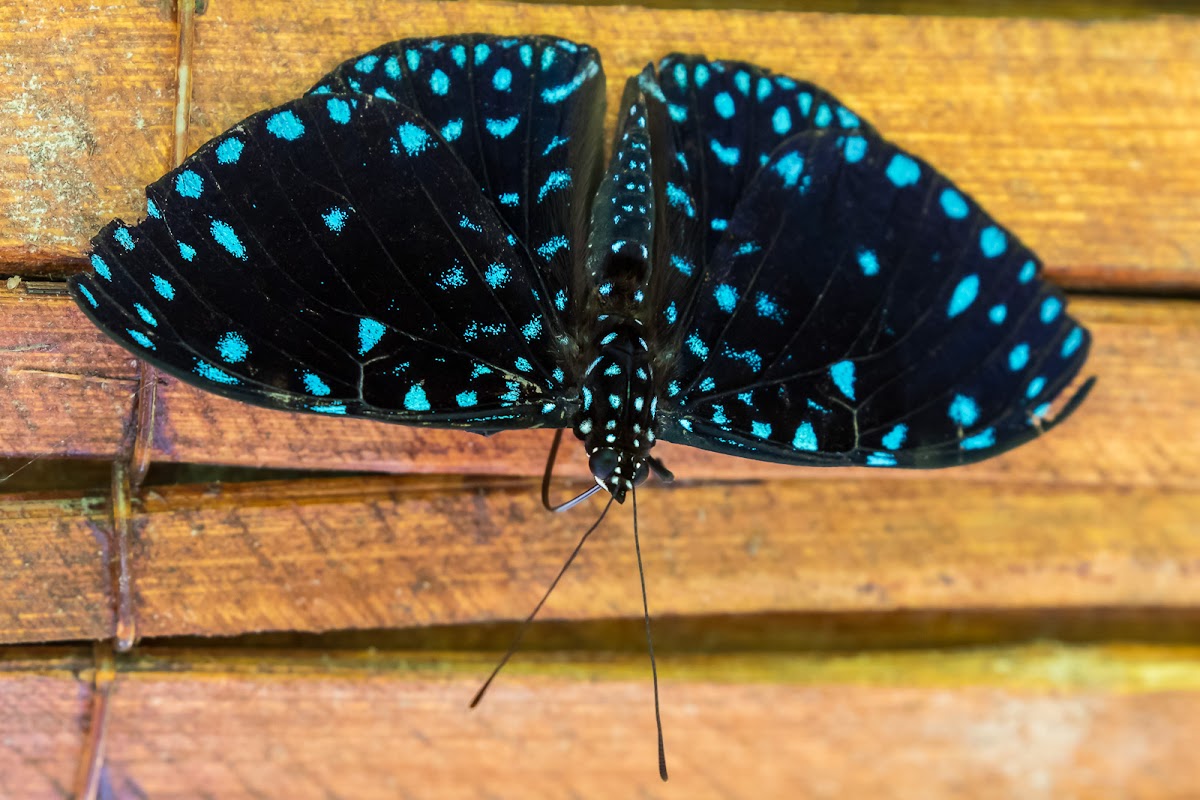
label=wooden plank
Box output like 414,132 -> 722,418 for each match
3,290 -> 1196,488
0,2 -> 178,266
3,472 -> 1195,643
5,644 -> 1199,799
185,2 -> 1200,290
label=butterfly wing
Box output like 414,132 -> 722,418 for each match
71,37 -> 607,430
640,59 -> 1091,467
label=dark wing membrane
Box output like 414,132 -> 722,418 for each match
70,93 -> 589,430
311,35 -> 606,328
653,124 -> 1092,468
636,54 -> 870,340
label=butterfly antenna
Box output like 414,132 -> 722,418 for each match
632,485 -> 669,782
470,494 -> 615,709
542,428 -> 603,512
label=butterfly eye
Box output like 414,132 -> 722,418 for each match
588,448 -> 621,483
631,460 -> 650,487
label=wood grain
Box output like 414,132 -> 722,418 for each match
5,644 -> 1200,799
2,472 -> 1196,643
4,289 -> 1196,489
0,1 -> 177,267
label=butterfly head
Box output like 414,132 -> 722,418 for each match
588,447 -> 650,503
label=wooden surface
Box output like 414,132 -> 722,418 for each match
1,1 -> 1198,798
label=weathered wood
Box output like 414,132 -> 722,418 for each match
5,643 -> 1200,799
4,290 -> 1196,487
2,473 -> 1196,643
0,2 -> 177,267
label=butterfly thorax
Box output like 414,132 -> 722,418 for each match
573,317 -> 658,501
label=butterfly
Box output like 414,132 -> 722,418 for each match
68,34 -> 1093,779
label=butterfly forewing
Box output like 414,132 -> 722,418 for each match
312,35 -> 607,331
72,91 -> 602,429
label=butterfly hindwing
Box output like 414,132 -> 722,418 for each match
71,92 -> 591,429
648,82 -> 1090,466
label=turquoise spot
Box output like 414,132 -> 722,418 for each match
756,293 -> 785,323
751,421 -> 772,439
814,104 -> 832,127
326,98 -> 351,124
405,383 -> 431,411
948,394 -> 979,427
714,92 -> 735,119
711,219 -> 727,231
671,254 -> 694,277
175,170 -> 203,198
686,334 -> 708,359
714,284 -> 738,312
396,122 -> 431,155
312,404 -> 347,415
797,92 -> 812,116
734,70 -> 750,95
537,170 -> 571,202
195,361 -> 238,384
355,55 -> 379,73
989,304 -> 1007,324
537,236 -> 569,259
451,45 -> 466,68
134,303 -> 157,327
866,452 -> 897,466
1040,296 -> 1062,324
441,119 -> 463,141
665,182 -> 696,216
499,192 -> 519,207
486,116 -> 520,138
178,241 -> 196,261
1009,343 -> 1030,371
266,110 -> 305,141
1019,260 -> 1037,283
78,285 -> 99,307
885,154 -> 920,187
322,207 -> 349,232
830,360 -> 855,400
1026,376 -> 1046,399
521,316 -> 542,340
961,428 -> 996,451
711,404 -> 728,425
89,254 -> 111,280
940,188 -> 968,219
519,44 -> 532,68
358,318 -> 385,355
485,262 -> 510,288
146,198 -> 160,219
710,139 -> 740,166
216,332 -> 249,363
694,63 -> 709,87
792,422 -> 818,451
882,424 -> 907,450
947,274 -> 980,318
773,151 -> 803,188
980,226 -> 1007,258
473,43 -> 489,65
672,62 -> 688,87
406,49 -> 420,71
857,248 -> 880,277
210,220 -> 247,260
757,77 -> 772,100
302,372 -> 331,396
836,106 -> 859,127
1061,327 -> 1084,358
114,228 -> 134,251
456,391 -> 477,408
385,56 -> 402,78
127,329 -> 154,350
772,106 -> 792,135
429,69 -> 450,95
843,136 -> 867,163
493,67 -> 512,91
216,138 -> 244,164
665,301 -> 677,324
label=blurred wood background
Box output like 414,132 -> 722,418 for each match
1,0 -> 1198,797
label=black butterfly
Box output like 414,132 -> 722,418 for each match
69,34 -> 1093,779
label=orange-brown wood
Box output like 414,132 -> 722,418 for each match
0,2 -> 177,268
5,644 -> 1200,799
2,473 -> 1196,643
3,290 -> 1197,488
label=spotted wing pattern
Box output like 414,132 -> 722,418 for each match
641,58 -> 1091,467
70,39 -> 608,429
